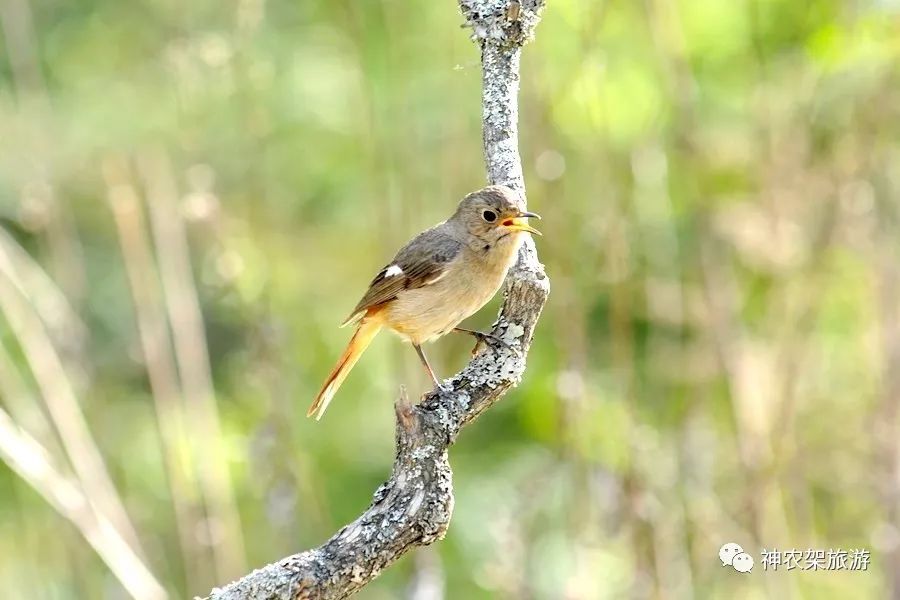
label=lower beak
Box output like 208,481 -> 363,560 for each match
502,211 -> 542,236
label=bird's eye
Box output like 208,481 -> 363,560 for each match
482,210 -> 497,222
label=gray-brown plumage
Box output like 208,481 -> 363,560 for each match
309,185 -> 540,420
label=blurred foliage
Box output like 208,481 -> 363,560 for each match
2,0 -> 900,598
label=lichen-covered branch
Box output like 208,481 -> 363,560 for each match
458,0 -> 547,191
205,2 -> 548,598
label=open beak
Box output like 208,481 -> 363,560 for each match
501,211 -> 542,236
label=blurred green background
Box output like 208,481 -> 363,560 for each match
1,0 -> 899,598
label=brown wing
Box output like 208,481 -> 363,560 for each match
341,227 -> 463,326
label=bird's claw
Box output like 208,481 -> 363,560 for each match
469,331 -> 521,357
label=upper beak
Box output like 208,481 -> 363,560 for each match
502,210 -> 542,236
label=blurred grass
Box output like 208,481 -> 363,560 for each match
2,0 -> 900,598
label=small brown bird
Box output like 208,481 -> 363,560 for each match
307,185 -> 540,420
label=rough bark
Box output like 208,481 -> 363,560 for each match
205,2 -> 548,598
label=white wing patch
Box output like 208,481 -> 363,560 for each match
385,264 -> 404,277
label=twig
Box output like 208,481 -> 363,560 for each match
206,1 -> 548,598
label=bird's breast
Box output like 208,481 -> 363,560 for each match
382,234 -> 523,344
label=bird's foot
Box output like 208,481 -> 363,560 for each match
423,381 -> 452,396
455,327 -> 521,357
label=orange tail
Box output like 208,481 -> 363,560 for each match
308,318 -> 382,420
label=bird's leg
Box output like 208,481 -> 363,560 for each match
452,327 -> 519,356
413,343 -> 449,391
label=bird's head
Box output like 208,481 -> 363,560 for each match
451,185 -> 541,244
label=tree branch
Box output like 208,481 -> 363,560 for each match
205,2 -> 548,598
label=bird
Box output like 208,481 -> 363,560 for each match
307,185 -> 541,420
